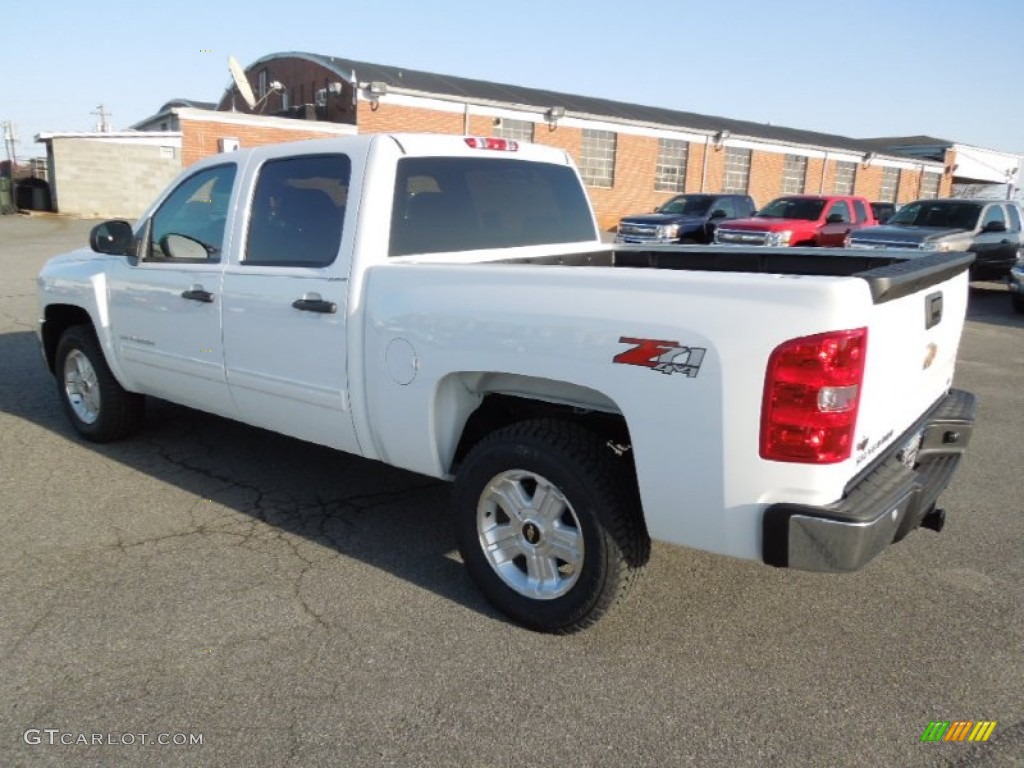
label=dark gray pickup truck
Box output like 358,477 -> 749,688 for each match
847,198 -> 1023,279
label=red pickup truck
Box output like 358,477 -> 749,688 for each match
714,195 -> 876,247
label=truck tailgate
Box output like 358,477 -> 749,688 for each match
852,258 -> 969,471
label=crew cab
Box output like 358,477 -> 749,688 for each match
847,198 -> 1023,280
37,134 -> 976,633
615,193 -> 756,244
715,194 -> 876,247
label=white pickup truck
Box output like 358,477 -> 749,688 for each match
37,133 -> 977,633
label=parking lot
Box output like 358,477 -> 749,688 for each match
1,214 -> 1021,767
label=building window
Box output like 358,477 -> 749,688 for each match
879,167 -> 899,202
920,171 -> 941,199
579,129 -> 616,188
722,147 -> 751,193
257,69 -> 268,99
493,118 -> 534,143
655,138 -> 689,192
782,154 -> 808,194
833,161 -> 857,195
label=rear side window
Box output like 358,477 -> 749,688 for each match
245,154 -> 350,268
852,199 -> 869,222
389,157 -> 597,257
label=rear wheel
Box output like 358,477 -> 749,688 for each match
55,325 -> 145,442
453,419 -> 649,633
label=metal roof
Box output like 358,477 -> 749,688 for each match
250,52 -> 930,159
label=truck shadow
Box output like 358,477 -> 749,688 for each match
966,282 -> 1024,328
0,329 -> 502,624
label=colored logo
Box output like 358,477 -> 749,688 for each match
920,721 -> 997,742
613,337 -> 706,377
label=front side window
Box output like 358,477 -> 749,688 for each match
389,157 -> 596,256
712,197 -> 737,218
981,204 -> 1006,229
148,164 -> 237,262
655,138 -> 689,193
723,148 -> 751,193
245,154 -> 350,268
579,129 -> 616,188
827,200 -> 852,223
1006,204 -> 1021,232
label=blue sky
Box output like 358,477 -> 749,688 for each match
3,0 -> 1022,162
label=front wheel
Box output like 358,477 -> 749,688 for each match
453,419 -> 649,633
54,325 -> 145,442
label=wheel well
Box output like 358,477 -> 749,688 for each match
451,393 -> 633,474
42,305 -> 93,373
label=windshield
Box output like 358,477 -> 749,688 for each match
756,197 -> 826,221
888,201 -> 981,229
657,195 -> 714,216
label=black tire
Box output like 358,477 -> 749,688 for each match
453,419 -> 650,633
1012,293 -> 1024,315
54,325 -> 145,442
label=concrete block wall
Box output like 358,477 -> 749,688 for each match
52,139 -> 182,219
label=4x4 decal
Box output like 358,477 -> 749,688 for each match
613,337 -> 706,377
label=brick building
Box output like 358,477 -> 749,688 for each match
191,51 -> 955,231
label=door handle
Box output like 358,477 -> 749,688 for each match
292,293 -> 337,314
181,286 -> 214,303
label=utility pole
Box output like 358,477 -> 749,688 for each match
91,104 -> 112,132
2,121 -> 17,177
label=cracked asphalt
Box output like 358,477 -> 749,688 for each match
1,215 -> 1021,767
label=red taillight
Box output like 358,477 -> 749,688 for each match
464,137 -> 519,151
760,328 -> 867,464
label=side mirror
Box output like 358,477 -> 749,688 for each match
709,209 -> 728,219
89,220 -> 134,255
159,233 -> 213,261
825,213 -> 845,224
981,220 -> 1007,233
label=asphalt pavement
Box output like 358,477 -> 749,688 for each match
1,214 -> 1021,767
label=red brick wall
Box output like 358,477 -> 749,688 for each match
749,151 -> 784,207
180,118 -> 346,166
358,101 -> 463,135
855,166 -> 883,201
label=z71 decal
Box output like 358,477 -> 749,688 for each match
613,337 -> 706,377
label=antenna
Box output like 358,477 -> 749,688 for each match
228,56 -> 256,109
91,104 -> 112,132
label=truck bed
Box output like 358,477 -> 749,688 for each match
490,246 -> 974,304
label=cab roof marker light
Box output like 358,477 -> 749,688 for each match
464,137 -> 518,151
